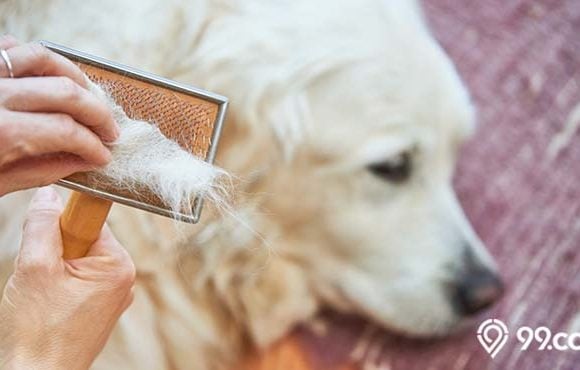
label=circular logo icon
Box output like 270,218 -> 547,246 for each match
477,318 -> 509,358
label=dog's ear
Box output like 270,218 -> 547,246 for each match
236,256 -> 318,348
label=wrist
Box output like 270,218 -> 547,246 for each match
1,346 -> 71,370
3,355 -> 62,370
1,342 -> 92,370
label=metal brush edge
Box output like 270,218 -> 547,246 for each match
39,40 -> 228,223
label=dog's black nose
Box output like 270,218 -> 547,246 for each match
453,269 -> 504,316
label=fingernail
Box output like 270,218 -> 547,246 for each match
89,148 -> 112,167
103,120 -> 120,143
34,186 -> 58,201
102,148 -> 113,163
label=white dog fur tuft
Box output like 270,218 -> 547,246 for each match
89,82 -> 229,216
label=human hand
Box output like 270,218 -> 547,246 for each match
0,35 -> 119,196
0,187 -> 135,370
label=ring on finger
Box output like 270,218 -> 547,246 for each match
0,49 -> 14,78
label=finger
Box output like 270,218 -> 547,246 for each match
0,110 -> 112,168
19,186 -> 64,267
106,286 -> 134,317
69,225 -> 135,286
1,77 -> 119,141
0,35 -> 20,50
86,224 -> 129,260
0,153 -> 93,196
0,42 -> 88,87
122,286 -> 135,311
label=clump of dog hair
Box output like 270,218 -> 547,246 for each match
88,81 -> 229,217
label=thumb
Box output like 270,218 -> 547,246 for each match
19,186 -> 64,266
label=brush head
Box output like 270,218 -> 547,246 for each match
41,41 -> 228,223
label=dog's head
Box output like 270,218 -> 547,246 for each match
189,0 -> 502,343
269,55 -> 502,336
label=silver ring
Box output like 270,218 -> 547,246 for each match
0,49 -> 14,78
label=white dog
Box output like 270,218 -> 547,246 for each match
0,0 -> 503,369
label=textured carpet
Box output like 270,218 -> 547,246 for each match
295,1 -> 580,369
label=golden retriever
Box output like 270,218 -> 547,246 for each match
0,0 -> 503,369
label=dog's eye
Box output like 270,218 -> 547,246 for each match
367,152 -> 412,183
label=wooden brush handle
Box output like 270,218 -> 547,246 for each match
60,191 -> 113,259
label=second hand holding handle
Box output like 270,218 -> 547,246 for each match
60,191 -> 113,259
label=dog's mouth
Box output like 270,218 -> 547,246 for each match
324,264 -> 503,338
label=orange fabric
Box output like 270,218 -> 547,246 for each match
239,335 -> 357,370
241,337 -> 309,370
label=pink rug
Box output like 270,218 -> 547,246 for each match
297,1 -> 580,369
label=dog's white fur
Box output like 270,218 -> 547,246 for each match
0,0 -> 498,369
90,82 -> 228,216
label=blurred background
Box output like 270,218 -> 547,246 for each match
291,1 -> 580,369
